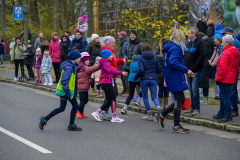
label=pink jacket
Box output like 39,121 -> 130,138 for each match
33,54 -> 43,68
1,42 -> 6,53
49,38 -> 60,62
77,61 -> 100,91
99,58 -> 122,84
77,22 -> 88,38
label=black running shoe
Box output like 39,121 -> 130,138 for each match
68,124 -> 82,131
179,125 -> 189,133
172,126 -> 188,134
156,113 -> 164,128
39,116 -> 47,130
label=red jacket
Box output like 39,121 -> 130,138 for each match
1,42 -> 6,53
49,38 -> 60,62
216,45 -> 240,84
77,61 -> 100,91
99,45 -> 124,81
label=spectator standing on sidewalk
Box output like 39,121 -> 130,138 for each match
0,39 -> 4,67
77,15 -> 88,38
23,41 -> 35,81
34,33 -> 43,50
40,37 -> 50,55
183,27 -> 206,116
60,35 -> 71,68
20,29 -> 32,42
205,20 -> 215,37
9,38 -> 15,55
213,35 -> 239,122
1,39 -> 6,63
197,17 -> 208,34
117,31 -> 130,96
65,31 -> 75,41
68,30 -> 88,53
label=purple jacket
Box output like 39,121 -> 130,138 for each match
99,58 -> 122,84
77,22 -> 88,38
33,54 -> 43,68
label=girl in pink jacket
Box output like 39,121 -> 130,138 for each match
49,32 -> 61,83
76,52 -> 101,119
77,15 -> 88,38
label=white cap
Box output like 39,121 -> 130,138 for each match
91,34 -> 99,41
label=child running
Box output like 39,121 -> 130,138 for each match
91,49 -> 128,123
39,50 -> 82,131
34,48 -> 43,84
91,57 -> 104,98
41,50 -> 53,86
76,52 -> 101,119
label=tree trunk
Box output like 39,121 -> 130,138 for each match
1,0 -> 6,33
65,0 -> 72,31
16,0 -> 24,28
53,0 -> 59,34
87,0 -> 94,36
30,0 -> 40,25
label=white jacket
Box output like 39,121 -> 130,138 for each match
9,42 -> 15,54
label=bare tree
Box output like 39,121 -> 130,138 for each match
1,0 -> 6,33
87,0 -> 94,36
53,0 -> 59,33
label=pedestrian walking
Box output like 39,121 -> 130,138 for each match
39,50 -> 82,131
41,50 -> 53,86
50,32 -> 61,83
60,35 -> 71,68
76,52 -> 101,119
91,49 -> 128,123
156,29 -> 193,133
23,41 -> 35,81
34,48 -> 43,84
213,35 -> 239,122
77,15 -> 88,38
1,39 -> 6,63
134,43 -> 162,121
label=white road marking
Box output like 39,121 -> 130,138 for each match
0,127 -> 52,154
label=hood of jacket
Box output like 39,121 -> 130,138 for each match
163,41 -> 177,53
77,61 -> 86,71
215,29 -> 223,35
99,58 -> 110,68
60,59 -> 77,70
203,37 -> 215,48
222,45 -> 240,58
130,37 -> 141,45
120,37 -> 129,46
61,35 -> 70,43
101,45 -> 115,53
141,50 -> 154,59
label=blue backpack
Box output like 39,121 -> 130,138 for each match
0,43 -> 4,54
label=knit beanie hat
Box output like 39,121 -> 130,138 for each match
129,29 -> 137,36
215,24 -> 222,31
118,31 -> 127,37
15,37 -> 20,41
95,56 -> 101,61
103,36 -> 115,45
100,49 -> 113,59
36,48 -> 41,53
81,56 -> 90,63
91,34 -> 99,41
68,50 -> 81,60
78,15 -> 87,23
27,40 -> 32,45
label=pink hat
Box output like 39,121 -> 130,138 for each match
78,15 -> 87,23
36,48 -> 41,52
118,31 -> 127,37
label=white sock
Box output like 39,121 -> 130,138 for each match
137,97 -> 142,102
123,104 -> 128,110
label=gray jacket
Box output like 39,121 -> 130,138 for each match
118,37 -> 129,71
122,37 -> 142,60
41,56 -> 52,74
34,37 -> 41,49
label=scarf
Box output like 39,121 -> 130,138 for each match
43,56 -> 47,66
172,39 -> 186,53
36,55 -> 39,64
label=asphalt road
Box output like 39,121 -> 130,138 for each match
0,82 -> 240,160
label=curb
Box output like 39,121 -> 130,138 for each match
1,78 -> 240,134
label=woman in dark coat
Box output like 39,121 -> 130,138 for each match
205,20 -> 215,37
60,35 -> 71,67
40,37 -> 50,54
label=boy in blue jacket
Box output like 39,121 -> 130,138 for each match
39,50 -> 82,131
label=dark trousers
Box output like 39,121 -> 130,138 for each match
125,82 -> 140,105
44,96 -> 78,126
96,84 -> 101,90
103,80 -> 118,112
52,62 -> 60,81
91,78 -> 95,89
101,84 -> 116,114
78,91 -> 89,113
14,59 -> 24,78
161,91 -> 185,126
26,64 -> 34,77
121,75 -> 129,92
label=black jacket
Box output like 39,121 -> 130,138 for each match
85,41 -> 101,66
197,20 -> 207,33
122,37 -> 142,60
24,46 -> 35,65
205,23 -> 215,37
184,37 -> 206,72
118,37 -> 129,71
20,32 -> 32,42
60,36 -> 71,63
200,37 -> 215,88
40,45 -> 49,54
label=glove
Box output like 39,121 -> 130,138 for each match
65,91 -> 71,99
216,81 -> 220,85
72,46 -> 78,50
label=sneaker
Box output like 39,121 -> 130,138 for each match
142,115 -> 154,121
213,114 -> 224,120
172,126 -> 188,133
134,101 -> 142,107
14,77 -> 18,81
218,116 -> 233,123
53,80 -> 59,83
183,109 -> 193,114
48,82 -> 54,86
81,113 -> 89,118
39,116 -> 47,130
121,109 -> 127,114
200,96 -> 209,104
1,65 -> 4,67
39,80 -> 42,84
68,124 -> 82,131
134,95 -> 139,102
100,112 -> 111,121
91,112 -> 102,122
76,111 -> 82,119
43,82 -> 48,85
119,90 -> 126,96
35,80 -> 39,84
191,110 -> 200,116
111,116 -> 124,123
156,113 -> 164,128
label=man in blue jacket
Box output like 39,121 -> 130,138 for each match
68,30 -> 88,53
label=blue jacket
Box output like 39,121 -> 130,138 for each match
60,60 -> 78,96
128,55 -> 140,82
134,50 -> 161,81
0,43 -> 4,55
213,29 -> 223,39
163,42 -> 189,92
68,37 -> 88,53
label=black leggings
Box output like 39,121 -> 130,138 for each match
161,91 -> 185,126
78,91 -> 89,113
96,84 -> 101,90
125,81 -> 141,105
100,84 -> 116,114
52,62 -> 60,81
26,64 -> 34,76
91,78 -> 95,88
14,59 -> 24,78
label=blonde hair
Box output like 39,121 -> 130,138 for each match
170,29 -> 185,45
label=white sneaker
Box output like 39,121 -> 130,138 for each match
1,65 -> 4,67
14,77 -> 18,81
43,82 -> 48,85
48,82 -> 53,86
91,112 -> 102,122
111,116 -> 124,123
121,109 -> 127,114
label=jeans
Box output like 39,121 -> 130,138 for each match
187,72 -> 202,111
141,80 -> 160,111
3,53 -> 5,62
158,85 -> 169,98
104,80 -> 118,112
78,91 -> 89,113
210,78 -> 219,97
44,96 -> 78,126
0,54 -> 3,66
218,83 -> 233,117
121,75 -> 129,92
230,78 -> 239,113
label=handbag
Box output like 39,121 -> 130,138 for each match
181,97 -> 191,110
208,47 -> 219,67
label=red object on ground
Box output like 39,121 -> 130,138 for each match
181,98 -> 191,110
